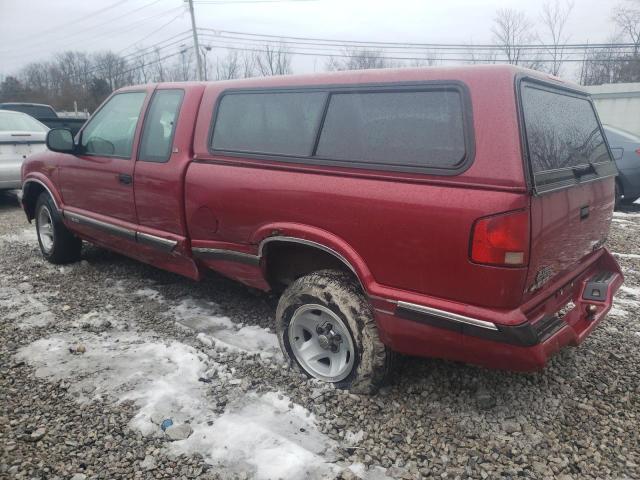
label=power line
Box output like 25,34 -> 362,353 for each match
2,6 -> 185,66
117,46 -> 194,77
117,14 -> 188,55
197,31 -> 640,58
196,35 -> 635,63
1,0 -> 170,55
197,26 -> 638,51
4,0 -> 132,45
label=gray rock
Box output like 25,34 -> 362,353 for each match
140,455 -> 157,471
503,421 -> 521,434
476,390 -> 496,410
28,427 -> 46,442
165,423 -> 193,441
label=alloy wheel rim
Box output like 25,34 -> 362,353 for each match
288,304 -> 355,382
37,206 -> 54,253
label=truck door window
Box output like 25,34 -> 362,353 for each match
138,89 -> 184,163
80,92 -> 146,158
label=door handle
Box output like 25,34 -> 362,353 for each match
118,173 -> 132,185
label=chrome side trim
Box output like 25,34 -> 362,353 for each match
258,236 -> 357,274
396,301 -> 499,331
192,247 -> 260,266
64,211 -> 136,241
23,179 -> 60,211
137,232 -> 177,253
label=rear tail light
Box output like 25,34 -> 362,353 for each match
470,210 -> 530,267
635,148 -> 640,157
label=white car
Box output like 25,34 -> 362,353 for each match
0,110 -> 49,191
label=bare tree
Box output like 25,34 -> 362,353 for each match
409,50 -> 441,67
492,8 -> 541,68
255,44 -> 292,76
215,49 -> 241,80
540,0 -> 574,76
580,35 -> 626,85
326,49 -> 393,71
241,51 -> 257,78
464,43 -> 498,64
614,2 -> 640,54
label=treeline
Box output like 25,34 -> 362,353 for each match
0,45 -> 294,113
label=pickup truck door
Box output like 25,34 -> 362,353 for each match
132,87 -> 204,279
59,89 -> 150,232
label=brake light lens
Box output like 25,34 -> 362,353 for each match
471,210 -> 530,266
635,148 -> 640,157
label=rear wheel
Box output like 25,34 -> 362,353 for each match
35,192 -> 82,264
275,269 -> 392,393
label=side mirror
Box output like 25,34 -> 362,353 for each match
46,128 -> 75,153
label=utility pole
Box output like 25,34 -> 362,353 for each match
186,0 -> 204,81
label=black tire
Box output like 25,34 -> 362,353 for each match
34,192 -> 82,264
275,269 -> 393,394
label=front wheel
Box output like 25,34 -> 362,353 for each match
35,192 -> 82,264
275,270 -> 392,393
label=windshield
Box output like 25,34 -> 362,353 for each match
0,111 -> 49,132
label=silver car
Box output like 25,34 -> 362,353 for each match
0,110 -> 49,191
604,124 -> 640,208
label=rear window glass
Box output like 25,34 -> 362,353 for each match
0,104 -> 55,119
0,111 -> 48,132
521,85 -> 611,174
211,92 -> 326,156
316,90 -> 466,169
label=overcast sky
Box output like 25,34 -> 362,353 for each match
0,0 -> 623,81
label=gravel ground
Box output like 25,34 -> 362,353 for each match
1,190 -> 639,480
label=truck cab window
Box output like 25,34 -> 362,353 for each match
80,92 -> 146,158
139,89 -> 184,163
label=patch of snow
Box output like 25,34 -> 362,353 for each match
16,332 -> 214,434
170,298 -> 234,331
613,211 -> 640,218
608,306 -> 628,318
344,429 -> 365,445
169,298 -> 282,360
16,332 -> 340,479
72,310 -> 130,330
173,391 -> 339,480
619,285 -> 640,299
0,285 -> 57,330
0,227 -> 37,244
612,252 -> 640,259
134,288 -> 164,303
348,463 -> 392,480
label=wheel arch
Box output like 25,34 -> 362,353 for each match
257,231 -> 373,294
22,178 -> 61,221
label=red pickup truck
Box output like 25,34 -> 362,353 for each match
21,65 -> 623,393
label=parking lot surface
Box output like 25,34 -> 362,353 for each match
1,191 -> 639,480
